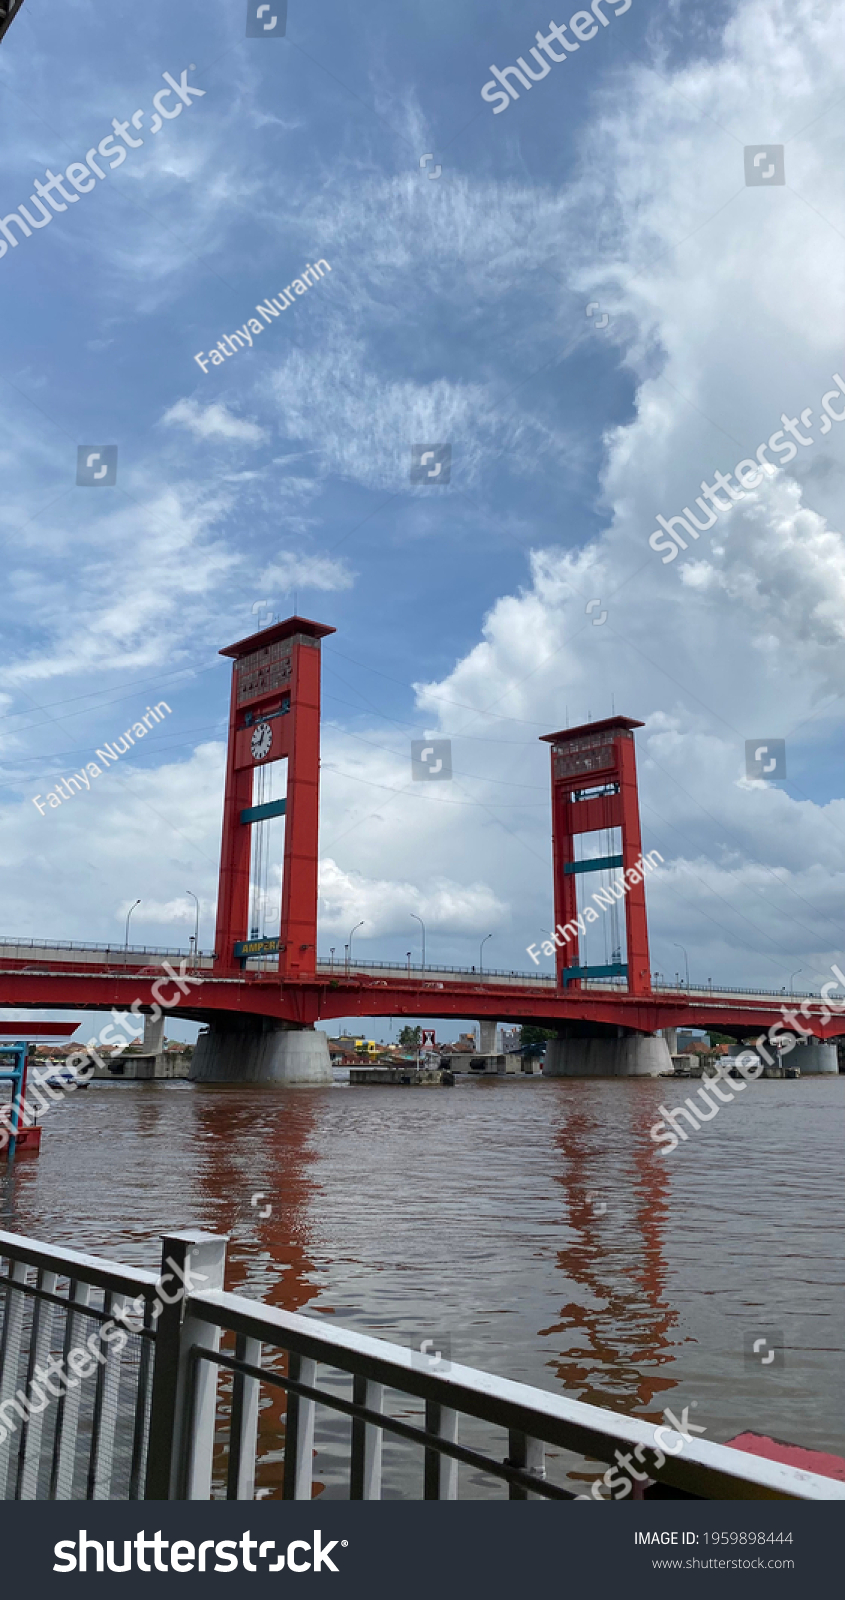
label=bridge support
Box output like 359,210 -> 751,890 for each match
543,1032 -> 670,1077
143,1011 -> 165,1056
540,716 -> 653,997
191,1018 -> 332,1084
478,1020 -> 498,1054
214,615 -> 335,981
792,1041 -> 838,1074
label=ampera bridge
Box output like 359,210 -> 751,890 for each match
1,617 -> 840,1081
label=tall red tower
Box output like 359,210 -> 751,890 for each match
540,718 -> 651,995
214,616 -> 335,979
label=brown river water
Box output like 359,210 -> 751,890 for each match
1,1073 -> 843,1497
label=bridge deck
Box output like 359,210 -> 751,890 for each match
0,940 -> 839,1039
0,940 -> 825,1001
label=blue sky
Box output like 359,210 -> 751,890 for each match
2,0 -> 845,1035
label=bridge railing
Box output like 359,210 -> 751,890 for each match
0,938 -> 826,999
2,1230 -> 842,1502
0,936 -> 212,959
0,1230 -> 161,1500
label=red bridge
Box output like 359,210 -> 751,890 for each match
1,617 -> 840,1080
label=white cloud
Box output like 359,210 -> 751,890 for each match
318,858 -> 508,941
161,398 -> 268,444
3,0 -> 845,996
314,0 -> 845,985
3,481 -> 239,687
259,551 -> 354,593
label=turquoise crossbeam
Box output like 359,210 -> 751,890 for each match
240,799 -> 287,824
562,962 -> 628,986
564,855 -> 623,875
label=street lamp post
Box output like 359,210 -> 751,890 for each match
186,890 -> 199,969
411,913 -> 426,973
124,899 -> 141,967
673,943 -> 690,988
480,933 -> 493,976
347,921 -> 364,974
789,968 -> 804,994
330,947 -> 335,972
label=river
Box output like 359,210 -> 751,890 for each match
2,1073 -> 843,1496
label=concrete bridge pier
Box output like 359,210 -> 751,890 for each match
191,1017 -> 332,1084
143,1011 -> 165,1056
791,1040 -> 839,1074
543,1025 -> 671,1078
478,1019 -> 498,1054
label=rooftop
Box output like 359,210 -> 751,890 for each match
220,615 -> 336,660
540,716 -> 644,744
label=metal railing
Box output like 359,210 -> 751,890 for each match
0,1231 -> 161,1500
0,936 -> 213,960
0,937 -> 827,999
2,1230 -> 843,1501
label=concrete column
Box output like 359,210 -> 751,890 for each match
191,1018 -> 332,1084
143,1011 -> 165,1054
478,1020 -> 498,1054
792,1041 -> 839,1074
661,1027 -> 678,1056
543,1035 -> 671,1077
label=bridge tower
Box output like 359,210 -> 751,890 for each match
540,717 -> 652,997
213,616 -> 335,980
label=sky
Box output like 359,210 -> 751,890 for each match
1,0 -> 844,1040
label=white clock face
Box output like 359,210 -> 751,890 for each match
251,722 -> 272,760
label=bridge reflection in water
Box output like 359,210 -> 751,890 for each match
544,1090 -> 677,1433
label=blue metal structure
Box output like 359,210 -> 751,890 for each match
0,1040 -> 27,1162
562,962 -> 628,986
563,854 -> 624,875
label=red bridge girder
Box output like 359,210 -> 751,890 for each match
0,965 -> 841,1042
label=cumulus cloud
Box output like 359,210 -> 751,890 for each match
318,858 -> 508,941
2,0 -> 844,997
367,0 -> 845,984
